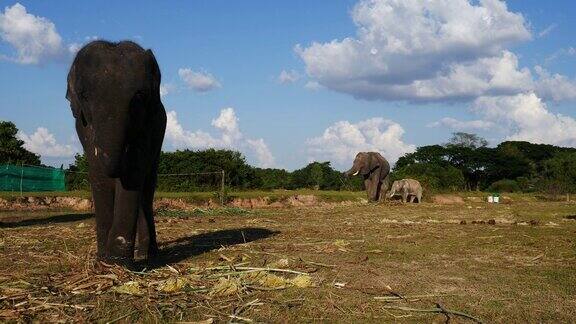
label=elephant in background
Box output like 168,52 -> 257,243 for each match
345,152 -> 391,202
388,179 -> 423,203
66,40 -> 166,266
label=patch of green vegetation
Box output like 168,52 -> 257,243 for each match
156,207 -> 252,218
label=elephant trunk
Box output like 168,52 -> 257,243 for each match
345,164 -> 361,178
344,168 -> 359,178
94,119 -> 128,178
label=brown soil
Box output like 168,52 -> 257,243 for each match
431,194 -> 465,204
0,196 -> 93,211
1,194 -> 327,212
1,201 -> 575,322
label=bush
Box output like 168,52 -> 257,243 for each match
488,179 -> 521,193
539,152 -> 576,194
392,163 -> 465,191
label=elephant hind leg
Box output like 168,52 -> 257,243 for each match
409,195 -> 415,203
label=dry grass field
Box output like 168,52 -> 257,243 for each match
1,197 -> 576,322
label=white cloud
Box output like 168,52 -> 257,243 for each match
0,3 -> 64,64
305,81 -> 322,91
297,0 -> 531,102
473,92 -> 576,147
17,127 -> 76,158
428,117 -> 494,131
67,43 -> 82,55
306,118 -> 415,167
160,83 -> 177,98
534,66 -> 576,101
538,23 -> 557,38
246,138 -> 275,168
165,108 -> 275,167
178,68 -> 221,92
544,47 -> 575,65
277,69 -> 300,84
211,107 -> 242,145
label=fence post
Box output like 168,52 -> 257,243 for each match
221,170 -> 225,206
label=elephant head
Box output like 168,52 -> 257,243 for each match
388,180 -> 404,198
66,41 -> 162,178
345,152 -> 379,178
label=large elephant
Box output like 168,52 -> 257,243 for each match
345,152 -> 391,202
66,40 -> 166,266
388,179 -> 423,203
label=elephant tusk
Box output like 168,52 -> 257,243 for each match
94,147 -> 98,157
353,171 -> 359,176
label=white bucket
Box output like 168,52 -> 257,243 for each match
487,196 -> 493,203
493,196 -> 500,203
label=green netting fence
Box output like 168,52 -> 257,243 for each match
0,164 -> 66,192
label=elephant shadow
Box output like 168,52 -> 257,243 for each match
0,213 -> 94,228
148,227 -> 278,268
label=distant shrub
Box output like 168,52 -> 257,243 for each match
392,163 -> 465,192
488,179 -> 521,193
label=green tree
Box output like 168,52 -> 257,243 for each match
254,168 -> 291,190
157,149 -> 257,191
392,162 -> 465,191
540,152 -> 576,194
0,121 -> 41,165
447,132 -> 488,149
290,161 -> 346,190
66,153 -> 89,190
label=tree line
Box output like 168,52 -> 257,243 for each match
2,121 -> 576,193
393,133 -> 576,194
66,149 -> 363,191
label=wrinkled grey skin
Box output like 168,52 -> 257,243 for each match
66,40 -> 166,266
345,152 -> 391,202
388,179 -> 423,203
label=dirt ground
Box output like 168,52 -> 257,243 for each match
1,200 -> 576,323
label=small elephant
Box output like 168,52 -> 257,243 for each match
388,179 -> 423,203
66,41 -> 166,266
345,152 -> 391,202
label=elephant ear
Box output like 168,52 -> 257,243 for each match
145,49 -> 162,106
365,152 -> 380,175
66,61 -> 80,118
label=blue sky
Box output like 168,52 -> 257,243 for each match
0,1 -> 575,170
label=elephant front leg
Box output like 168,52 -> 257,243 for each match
90,178 -> 115,260
365,179 -> 377,202
105,179 -> 140,264
135,173 -> 159,260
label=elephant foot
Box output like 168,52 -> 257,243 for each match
99,255 -> 136,269
134,246 -> 159,261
